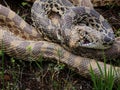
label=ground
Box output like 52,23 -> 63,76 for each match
0,0 -> 120,90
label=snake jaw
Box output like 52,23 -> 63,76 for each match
68,25 -> 112,49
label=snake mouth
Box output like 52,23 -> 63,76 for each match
77,34 -> 94,47
77,32 -> 111,49
82,38 -> 91,44
69,25 -> 110,49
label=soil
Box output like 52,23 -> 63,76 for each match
0,0 -> 120,90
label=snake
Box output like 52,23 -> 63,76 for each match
0,0 -> 120,82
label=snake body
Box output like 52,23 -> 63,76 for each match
0,1 -> 120,82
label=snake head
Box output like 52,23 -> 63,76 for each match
63,25 -> 114,49
61,6 -> 115,49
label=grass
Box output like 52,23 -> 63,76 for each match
89,52 -> 120,90
115,28 -> 120,37
90,61 -> 115,90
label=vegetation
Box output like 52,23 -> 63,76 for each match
90,59 -> 120,90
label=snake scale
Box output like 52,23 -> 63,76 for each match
0,0 -> 120,82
